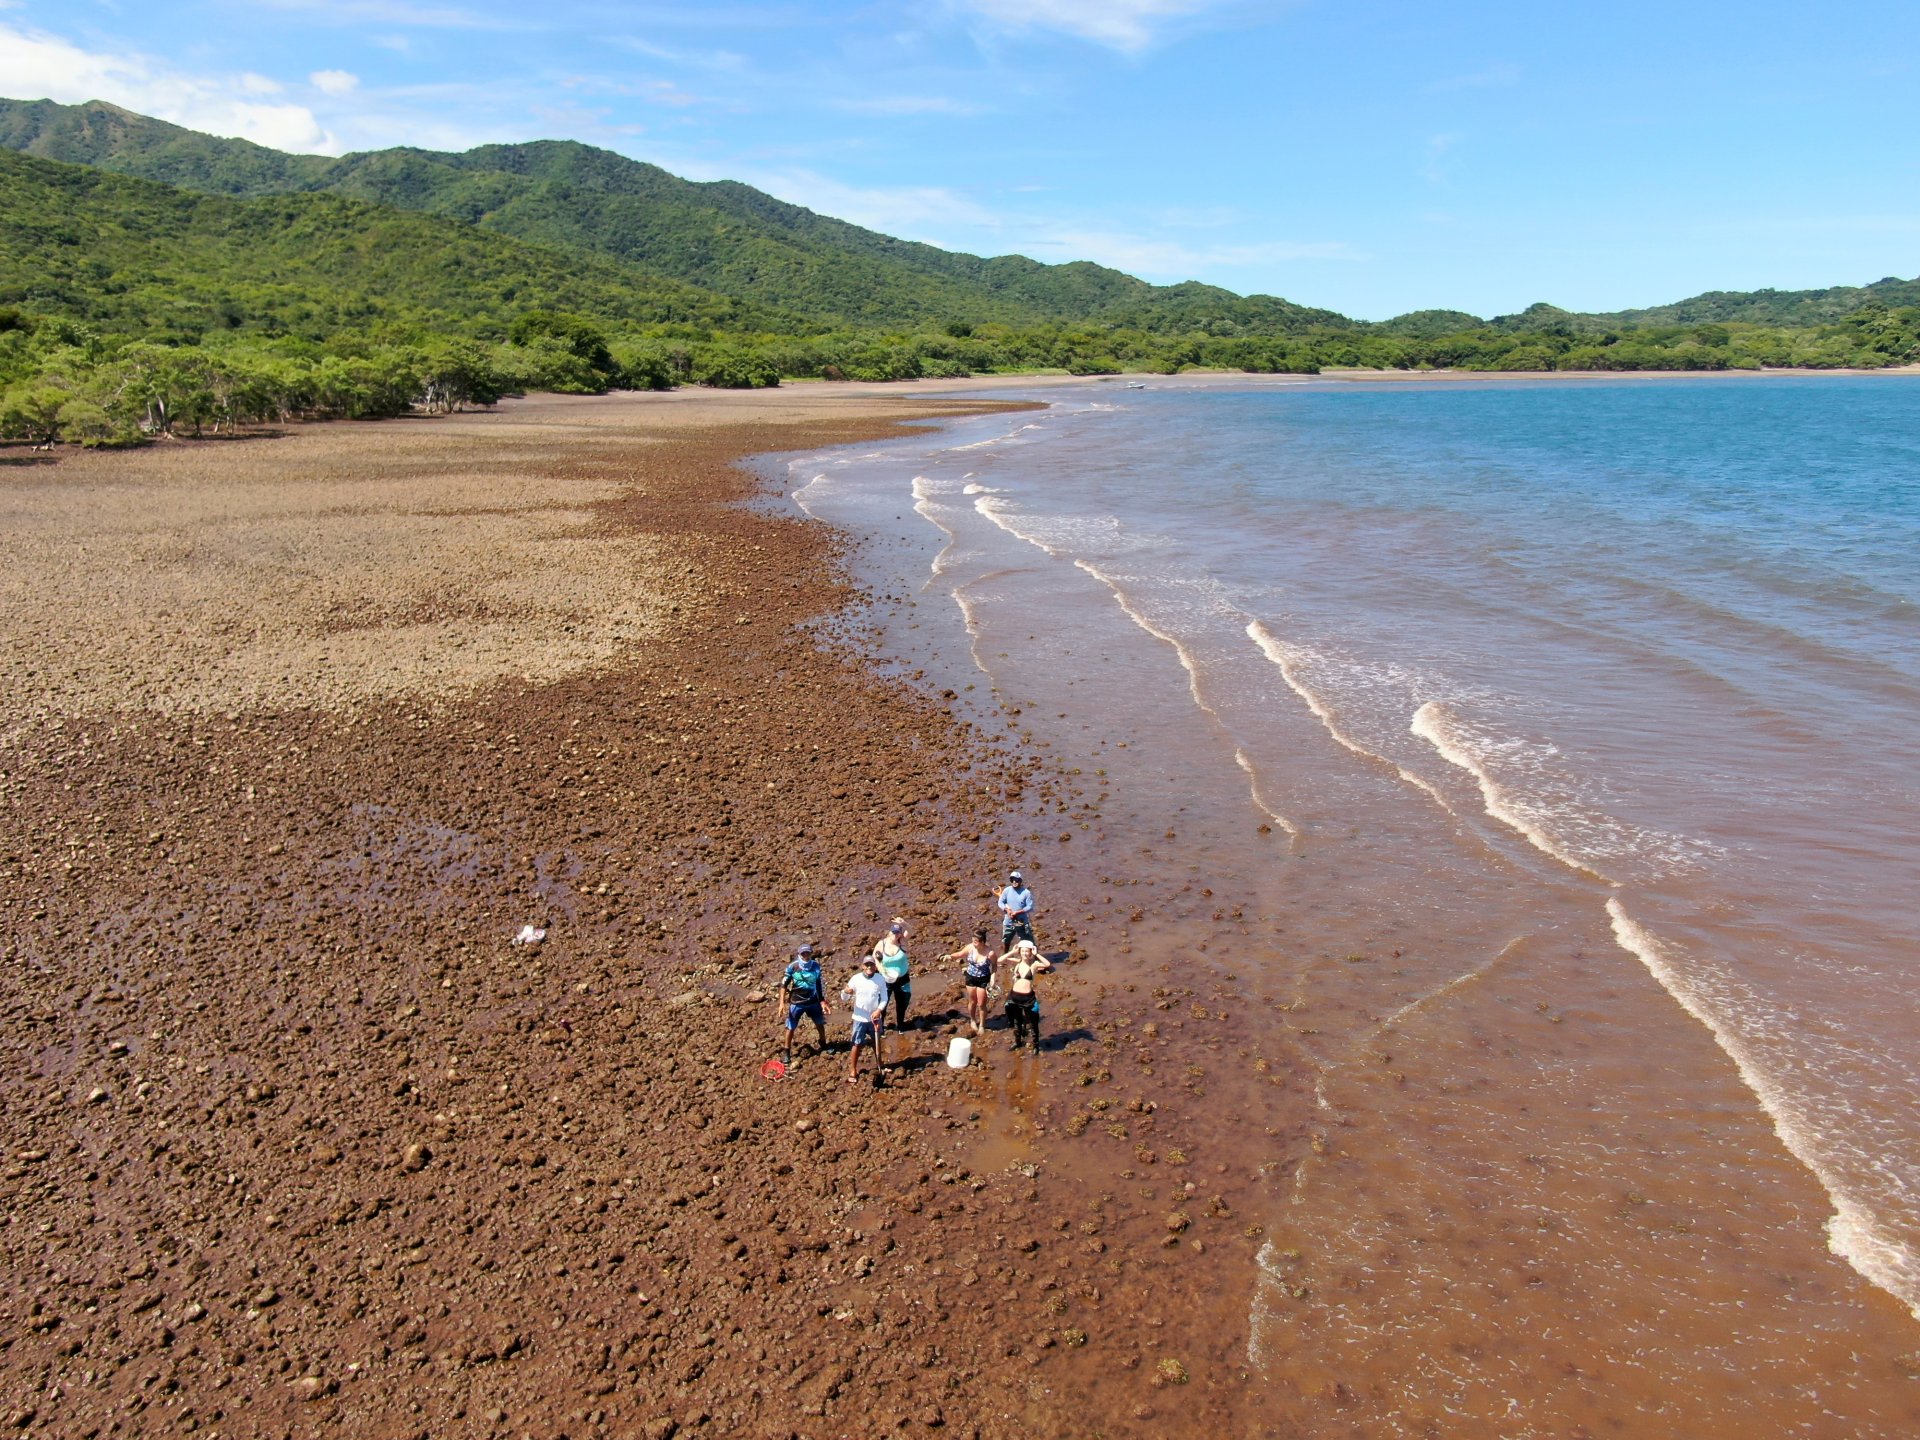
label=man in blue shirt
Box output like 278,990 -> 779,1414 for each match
778,943 -> 829,1066
998,869 -> 1035,948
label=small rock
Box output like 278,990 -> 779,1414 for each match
252,1286 -> 279,1308
1157,1357 -> 1190,1385
643,1419 -> 678,1440
400,1142 -> 431,1173
745,990 -> 767,1003
183,1302 -> 206,1322
85,1086 -> 109,1105
290,1375 -> 334,1401
794,1118 -> 817,1134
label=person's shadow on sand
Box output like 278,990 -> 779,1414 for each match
889,1053 -> 948,1077
1036,1026 -> 1094,1053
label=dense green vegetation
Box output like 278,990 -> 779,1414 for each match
0,98 -> 1350,334
1,97 -> 1915,449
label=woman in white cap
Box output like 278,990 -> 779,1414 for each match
997,938 -> 1051,1051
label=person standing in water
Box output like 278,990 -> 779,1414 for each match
999,938 -> 1051,1051
998,869 -> 1034,949
843,954 -> 890,1088
871,919 -> 913,1039
777,943 -> 828,1067
944,925 -> 996,1036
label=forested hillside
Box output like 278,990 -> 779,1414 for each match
0,98 -> 1348,333
0,96 -> 1914,450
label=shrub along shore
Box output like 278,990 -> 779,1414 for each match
6,297 -> 1917,450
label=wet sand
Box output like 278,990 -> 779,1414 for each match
0,390 -> 1279,1439
762,379 -> 1920,1438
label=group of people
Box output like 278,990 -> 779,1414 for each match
774,869 -> 1051,1087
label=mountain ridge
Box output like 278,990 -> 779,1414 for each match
3,97 -> 1912,335
0,97 -> 1351,333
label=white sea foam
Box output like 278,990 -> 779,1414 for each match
968,498 -> 1303,835
790,472 -> 834,517
1234,748 -> 1302,839
1408,702 -> 1725,881
1605,897 -> 1920,1319
910,476 -> 959,577
1247,620 -> 1456,813
1378,933 -> 1530,1034
1412,700 -> 1613,882
972,494 -> 1066,558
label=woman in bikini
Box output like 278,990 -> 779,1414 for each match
998,938 -> 1051,1051
944,925 -> 997,1036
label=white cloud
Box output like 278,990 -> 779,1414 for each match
251,0 -> 530,29
1019,227 -> 1361,279
659,158 -> 998,238
1421,131 -> 1462,185
0,21 -> 337,151
830,94 -> 985,117
1422,62 -> 1521,94
619,38 -> 749,72
240,72 -> 283,95
310,69 -> 360,96
648,79 -> 703,107
953,0 -> 1230,53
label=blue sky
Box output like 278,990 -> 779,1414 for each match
3,0 -> 1916,320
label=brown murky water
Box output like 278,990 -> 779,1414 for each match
775,375 -> 1920,1436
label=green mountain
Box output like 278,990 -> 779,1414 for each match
1373,309 -> 1488,337
1386,280 -> 1920,336
1596,276 -> 1920,328
0,145 -> 797,342
0,97 -> 1349,334
1,95 -> 1914,453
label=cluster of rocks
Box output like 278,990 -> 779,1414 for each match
0,401 -> 1281,1438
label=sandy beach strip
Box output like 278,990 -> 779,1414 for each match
0,388 -> 1269,1440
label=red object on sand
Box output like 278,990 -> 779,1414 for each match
760,1058 -> 787,1080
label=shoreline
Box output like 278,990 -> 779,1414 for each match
11,378 -> 1915,1436
0,388 -> 1269,1439
775,380 -> 1920,1435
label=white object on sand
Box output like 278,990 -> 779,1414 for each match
946,1036 -> 972,1069
512,925 -> 547,946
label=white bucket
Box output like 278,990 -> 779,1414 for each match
945,1036 -> 972,1069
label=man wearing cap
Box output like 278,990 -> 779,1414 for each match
998,869 -> 1035,949
843,954 -> 890,1088
778,943 -> 829,1067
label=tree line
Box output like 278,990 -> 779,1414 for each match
3,302 -> 1915,450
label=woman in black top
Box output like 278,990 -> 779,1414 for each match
944,925 -> 996,1037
